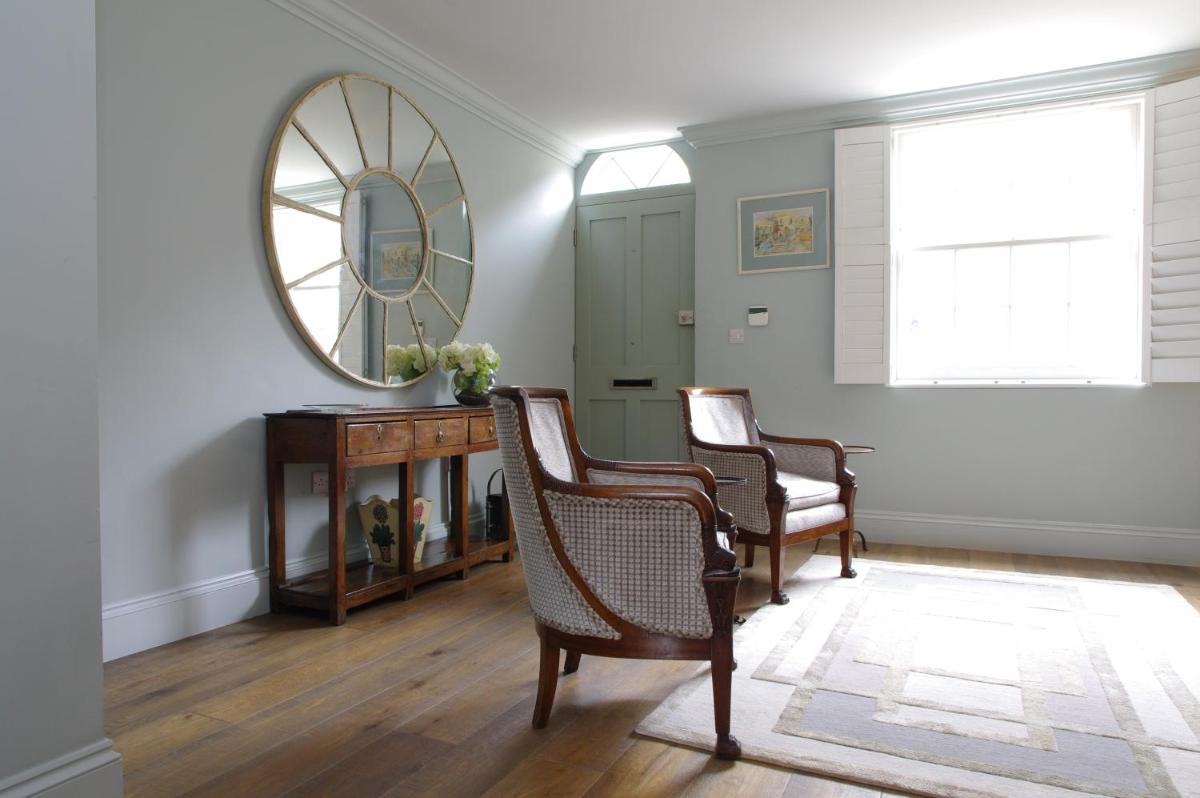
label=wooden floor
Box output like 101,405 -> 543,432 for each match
105,542 -> 1200,798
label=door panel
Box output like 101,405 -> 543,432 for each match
576,194 -> 695,462
587,400 -> 626,461
587,216 -> 628,367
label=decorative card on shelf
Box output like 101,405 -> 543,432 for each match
737,188 -> 829,274
369,228 -> 425,293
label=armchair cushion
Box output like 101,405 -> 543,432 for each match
543,490 -> 714,639
528,397 -> 577,481
785,502 -> 847,534
777,472 -> 841,511
688,395 -> 759,445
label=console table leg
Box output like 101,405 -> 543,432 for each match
401,460 -> 415,600
328,455 -> 347,625
451,453 -> 469,579
266,456 -> 285,613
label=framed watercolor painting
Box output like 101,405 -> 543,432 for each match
369,228 -> 425,292
737,188 -> 829,274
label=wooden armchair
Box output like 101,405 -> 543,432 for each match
490,386 -> 742,759
679,387 -> 857,605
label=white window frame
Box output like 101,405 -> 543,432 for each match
884,94 -> 1149,388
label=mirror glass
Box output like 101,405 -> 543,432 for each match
264,74 -> 473,387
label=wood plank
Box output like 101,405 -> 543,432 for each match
106,544 -> 1200,798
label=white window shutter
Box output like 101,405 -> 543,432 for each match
1149,75 -> 1200,383
834,126 -> 889,383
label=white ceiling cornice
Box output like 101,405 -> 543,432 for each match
681,49 -> 1200,148
267,0 -> 586,165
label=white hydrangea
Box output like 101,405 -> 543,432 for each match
385,342 -> 437,379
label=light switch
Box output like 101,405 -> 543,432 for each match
729,328 -> 745,344
678,309 -> 695,326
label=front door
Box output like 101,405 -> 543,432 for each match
575,194 -> 695,461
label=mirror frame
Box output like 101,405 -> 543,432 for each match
261,73 -> 474,388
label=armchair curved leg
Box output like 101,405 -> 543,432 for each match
711,641 -> 741,759
839,529 -> 857,579
563,650 -> 581,675
769,541 -> 789,605
744,544 -> 755,568
533,633 -> 560,729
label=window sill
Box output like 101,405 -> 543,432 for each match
888,379 -> 1146,388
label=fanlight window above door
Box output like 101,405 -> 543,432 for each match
580,144 -> 691,195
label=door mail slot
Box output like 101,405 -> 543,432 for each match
610,377 -> 656,389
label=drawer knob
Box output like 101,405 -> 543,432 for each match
488,423 -> 495,437
436,421 -> 445,443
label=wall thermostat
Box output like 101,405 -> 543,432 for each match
748,306 -> 768,326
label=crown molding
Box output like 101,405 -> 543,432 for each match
267,0 -> 585,166
681,49 -> 1200,148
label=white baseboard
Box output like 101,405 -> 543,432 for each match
102,518 -> 476,661
0,739 -> 122,798
855,509 -> 1200,566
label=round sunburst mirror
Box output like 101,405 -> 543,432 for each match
263,74 -> 474,386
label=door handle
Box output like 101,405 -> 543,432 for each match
610,378 -> 656,389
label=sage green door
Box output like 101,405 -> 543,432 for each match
575,194 -> 695,461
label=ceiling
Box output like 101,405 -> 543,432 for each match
343,0 -> 1200,151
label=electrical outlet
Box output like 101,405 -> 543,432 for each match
728,328 -> 745,344
311,470 -> 353,495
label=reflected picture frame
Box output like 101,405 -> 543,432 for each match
737,188 -> 829,274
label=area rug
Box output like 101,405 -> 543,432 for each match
637,556 -> 1200,798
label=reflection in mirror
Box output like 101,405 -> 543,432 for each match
410,292 -> 459,352
265,74 -> 473,387
428,253 -> 472,327
391,92 -> 435,182
344,78 -> 389,169
344,172 -> 424,296
293,82 -> 362,178
287,260 -> 365,367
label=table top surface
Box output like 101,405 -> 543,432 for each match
844,445 -> 876,454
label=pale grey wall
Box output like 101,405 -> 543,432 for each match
693,130 -> 1200,543
97,0 -> 575,656
0,0 -> 122,793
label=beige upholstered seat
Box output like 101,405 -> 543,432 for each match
679,387 -> 858,605
491,386 -> 743,759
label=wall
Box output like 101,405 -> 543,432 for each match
97,0 -> 576,659
0,1 -> 124,795
693,130 -> 1200,564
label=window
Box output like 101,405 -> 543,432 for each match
580,144 -> 690,195
889,98 -> 1144,385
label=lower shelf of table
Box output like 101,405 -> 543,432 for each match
275,534 -> 512,609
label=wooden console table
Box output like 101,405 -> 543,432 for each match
264,405 -> 512,624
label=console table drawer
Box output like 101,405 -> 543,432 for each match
346,421 -> 412,456
469,415 -> 496,444
414,417 -> 467,449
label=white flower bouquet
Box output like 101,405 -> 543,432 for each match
438,341 -> 501,404
385,342 -> 438,382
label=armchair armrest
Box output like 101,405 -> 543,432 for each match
543,474 -> 735,574
759,433 -> 854,487
686,440 -> 774,536
541,478 -> 736,639
584,456 -> 718,495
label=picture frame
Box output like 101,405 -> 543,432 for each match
737,188 -> 829,274
369,228 -> 426,293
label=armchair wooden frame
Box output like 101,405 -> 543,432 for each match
492,386 -> 743,759
679,386 -> 857,606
